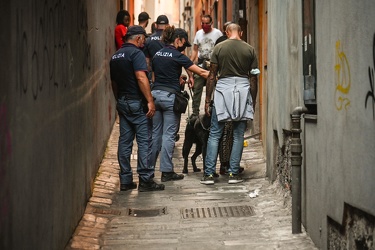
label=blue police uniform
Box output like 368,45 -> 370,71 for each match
143,29 -> 164,82
151,45 -> 193,174
144,29 -> 164,59
110,43 -> 154,185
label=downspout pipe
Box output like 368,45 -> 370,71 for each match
290,106 -> 308,234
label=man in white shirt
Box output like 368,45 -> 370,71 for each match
189,15 -> 222,117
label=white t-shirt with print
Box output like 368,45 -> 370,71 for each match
193,28 -> 223,60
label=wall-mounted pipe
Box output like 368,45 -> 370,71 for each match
290,106 -> 308,234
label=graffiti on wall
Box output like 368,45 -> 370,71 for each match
15,0 -> 91,100
365,33 -> 375,119
0,104 -> 11,227
334,40 -> 351,111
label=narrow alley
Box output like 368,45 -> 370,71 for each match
66,99 -> 317,249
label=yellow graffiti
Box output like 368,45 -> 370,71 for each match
334,40 -> 351,111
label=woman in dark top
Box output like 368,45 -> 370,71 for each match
151,26 -> 208,182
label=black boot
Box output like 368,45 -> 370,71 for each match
161,172 -> 184,182
138,178 -> 165,192
120,182 -> 137,191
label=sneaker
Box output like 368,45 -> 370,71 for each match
200,174 -> 215,185
161,172 -> 184,182
228,173 -> 243,184
120,182 -> 137,191
138,179 -> 165,192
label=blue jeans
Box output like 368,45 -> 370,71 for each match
116,97 -> 154,184
204,106 -> 247,175
151,90 -> 181,172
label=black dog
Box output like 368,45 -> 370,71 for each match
182,112 -> 245,175
182,114 -> 211,173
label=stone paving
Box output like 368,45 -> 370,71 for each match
66,102 -> 318,250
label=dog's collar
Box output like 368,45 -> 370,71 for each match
199,117 -> 211,131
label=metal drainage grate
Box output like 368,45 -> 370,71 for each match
93,208 -> 121,215
127,207 -> 167,217
181,205 -> 255,219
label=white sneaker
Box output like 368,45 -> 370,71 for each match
200,175 -> 214,185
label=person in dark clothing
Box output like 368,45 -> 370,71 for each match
143,15 -> 170,81
110,25 -> 165,192
150,21 -> 157,34
215,21 -> 233,46
138,11 -> 151,30
151,26 -> 209,182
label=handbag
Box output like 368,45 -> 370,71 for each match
173,90 -> 190,113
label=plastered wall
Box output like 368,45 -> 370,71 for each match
266,0 -> 375,249
0,0 -> 118,249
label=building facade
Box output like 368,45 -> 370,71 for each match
265,0 -> 375,249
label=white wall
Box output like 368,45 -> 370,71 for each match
312,0 -> 375,247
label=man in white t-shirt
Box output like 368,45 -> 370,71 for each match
189,15 -> 222,117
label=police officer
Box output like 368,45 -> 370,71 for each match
150,26 -> 209,182
138,11 -> 151,30
143,15 -> 169,82
109,25 -> 165,192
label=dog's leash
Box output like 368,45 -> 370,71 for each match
198,100 -> 213,132
186,80 -> 194,124
186,78 -> 212,131
184,76 -> 212,131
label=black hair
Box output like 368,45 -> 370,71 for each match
161,26 -> 180,44
116,10 -> 130,24
151,22 -> 157,33
202,14 -> 212,23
